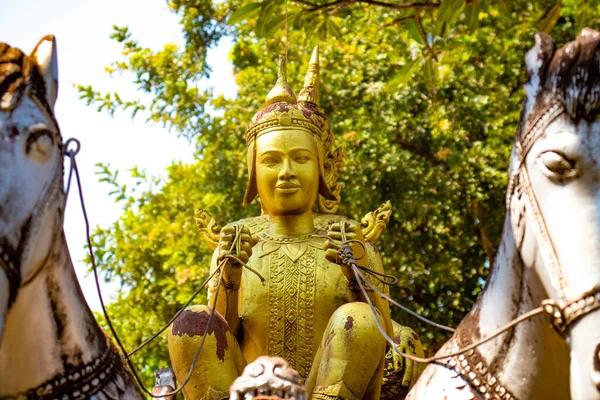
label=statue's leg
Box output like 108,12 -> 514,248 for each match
306,302 -> 387,400
168,305 -> 246,400
380,320 -> 425,400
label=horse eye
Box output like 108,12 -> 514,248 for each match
26,128 -> 54,156
539,151 -> 577,178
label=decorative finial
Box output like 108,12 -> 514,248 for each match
298,45 -> 320,108
265,54 -> 297,106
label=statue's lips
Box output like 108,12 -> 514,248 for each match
275,183 -> 300,194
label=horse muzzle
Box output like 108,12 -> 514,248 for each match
568,310 -> 600,399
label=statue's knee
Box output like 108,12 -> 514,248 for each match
169,305 -> 230,340
328,302 -> 385,344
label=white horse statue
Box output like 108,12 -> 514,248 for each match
408,28 -> 600,400
0,36 -> 143,400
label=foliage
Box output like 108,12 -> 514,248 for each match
80,0 -> 600,385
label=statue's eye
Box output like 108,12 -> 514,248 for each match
26,127 -> 54,158
295,156 -> 310,164
538,151 -> 578,180
261,157 -> 278,165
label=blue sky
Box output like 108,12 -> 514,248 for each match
0,0 -> 237,310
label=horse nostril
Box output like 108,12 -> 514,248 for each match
594,342 -> 600,390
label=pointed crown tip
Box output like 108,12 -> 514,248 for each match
265,53 -> 297,106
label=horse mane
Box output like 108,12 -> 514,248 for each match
530,28 -> 600,123
0,42 -> 52,116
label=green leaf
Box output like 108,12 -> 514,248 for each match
228,2 -> 262,25
386,57 -> 422,92
435,0 -> 466,37
423,56 -> 436,95
404,19 -> 424,45
538,3 -> 561,34
327,19 -> 343,40
318,20 -> 328,41
465,3 -> 480,30
254,2 -> 275,37
262,14 -> 287,38
292,11 -> 305,30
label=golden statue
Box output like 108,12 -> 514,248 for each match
168,47 -> 424,400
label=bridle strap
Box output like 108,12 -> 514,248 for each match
0,339 -> 120,400
511,101 -> 569,300
3,93 -> 64,307
543,285 -> 600,335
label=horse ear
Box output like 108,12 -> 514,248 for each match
525,32 -> 555,77
523,33 -> 555,114
30,35 -> 58,111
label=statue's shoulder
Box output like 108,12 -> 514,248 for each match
194,201 -> 393,251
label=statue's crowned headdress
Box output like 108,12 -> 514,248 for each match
243,46 -> 344,213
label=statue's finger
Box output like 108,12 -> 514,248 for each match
220,232 -> 234,242
325,248 -> 338,263
240,242 -> 253,254
329,222 -> 341,231
240,233 -> 253,243
327,232 -> 344,241
222,225 -> 236,234
347,220 -> 361,231
251,235 -> 259,245
238,251 -> 249,263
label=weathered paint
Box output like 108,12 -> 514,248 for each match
172,309 -> 230,361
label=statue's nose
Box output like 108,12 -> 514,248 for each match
279,158 -> 297,180
593,341 -> 600,391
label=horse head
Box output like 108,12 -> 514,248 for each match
0,36 -> 63,344
511,28 -> 600,398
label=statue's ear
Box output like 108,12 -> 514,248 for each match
243,143 -> 258,206
30,35 -> 58,112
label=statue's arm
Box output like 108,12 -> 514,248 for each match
364,243 -> 394,338
207,249 -> 241,334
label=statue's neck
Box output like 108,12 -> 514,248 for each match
268,211 -> 315,236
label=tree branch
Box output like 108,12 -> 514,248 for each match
290,0 -> 479,13
381,15 -> 415,27
473,200 -> 496,264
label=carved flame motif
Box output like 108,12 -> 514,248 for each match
361,200 -> 393,243
229,356 -> 306,400
194,201 -> 393,250
194,209 -> 222,251
317,146 -> 345,215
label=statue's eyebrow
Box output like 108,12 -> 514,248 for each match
258,147 -> 313,156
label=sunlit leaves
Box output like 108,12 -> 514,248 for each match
539,2 -> 561,33
228,2 -> 262,25
82,0 -> 600,384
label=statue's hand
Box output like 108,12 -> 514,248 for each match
218,225 -> 258,286
325,221 -> 369,281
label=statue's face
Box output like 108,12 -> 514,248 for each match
255,129 -> 320,216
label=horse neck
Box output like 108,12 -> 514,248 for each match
0,232 -> 107,394
456,215 -> 570,399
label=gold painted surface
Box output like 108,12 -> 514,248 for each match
169,47 -> 422,400
194,203 -> 393,251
